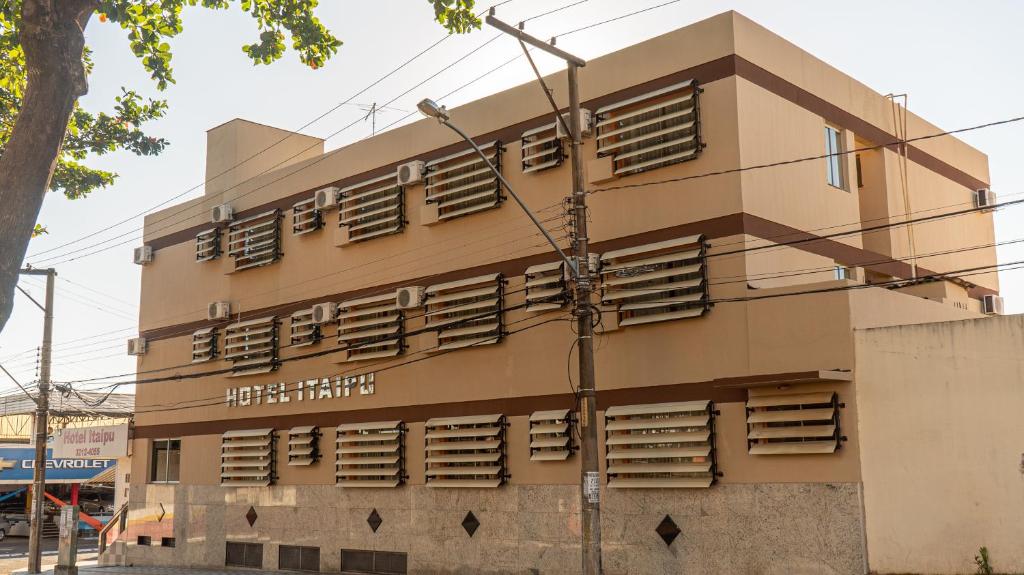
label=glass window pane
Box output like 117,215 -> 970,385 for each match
151,442 -> 167,482
166,443 -> 181,482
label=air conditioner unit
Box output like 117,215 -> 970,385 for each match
396,161 -> 425,186
974,188 -> 997,210
133,245 -> 153,265
312,302 -> 338,324
395,286 -> 426,309
211,203 -> 234,223
127,337 -> 147,356
982,294 -> 1004,315
207,301 -> 231,321
314,187 -> 340,210
555,109 -> 593,140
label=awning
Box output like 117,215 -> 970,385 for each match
84,464 -> 117,484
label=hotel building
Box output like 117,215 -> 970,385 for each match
114,11 -> 1003,575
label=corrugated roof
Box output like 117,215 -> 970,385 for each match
0,391 -> 134,417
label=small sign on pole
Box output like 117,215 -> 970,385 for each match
55,505 -> 79,575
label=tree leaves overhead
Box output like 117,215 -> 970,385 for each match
431,0 -> 482,34
0,0 -> 478,205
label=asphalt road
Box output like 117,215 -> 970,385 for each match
0,536 -> 98,575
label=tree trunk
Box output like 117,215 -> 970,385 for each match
0,0 -> 94,333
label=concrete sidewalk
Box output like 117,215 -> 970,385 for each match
13,565 -> 289,575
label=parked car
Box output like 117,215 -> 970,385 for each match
0,515 -> 10,540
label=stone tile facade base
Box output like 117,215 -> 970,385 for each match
120,482 -> 865,574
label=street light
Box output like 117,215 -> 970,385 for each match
416,99 -> 450,123
416,98 -> 578,278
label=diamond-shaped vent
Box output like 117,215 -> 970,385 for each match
656,514 -> 680,546
461,511 -> 480,537
245,506 -> 258,527
367,509 -> 382,533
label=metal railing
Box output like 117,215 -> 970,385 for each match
97,502 -> 129,556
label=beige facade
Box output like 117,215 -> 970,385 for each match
119,11 -> 1003,575
856,315 -> 1024,574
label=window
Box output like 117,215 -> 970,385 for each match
529,409 -> 573,461
335,421 -> 405,488
279,545 -> 320,572
292,197 -> 322,236
220,428 -> 276,486
341,549 -> 408,575
195,228 -> 221,262
191,328 -> 217,363
339,174 -> 404,242
855,153 -> 864,188
599,235 -> 709,327
596,80 -> 701,176
226,542 -> 263,568
287,426 -> 320,466
746,391 -> 843,455
161,538 -> 176,548
825,125 -> 844,189
834,266 -> 855,281
137,536 -> 152,546
604,400 -> 718,488
149,439 -> 180,483
424,141 -> 504,220
521,122 -> 563,174
338,293 -> 403,362
524,261 -> 569,311
424,414 -> 507,488
425,274 -> 504,350
227,210 -> 282,271
289,308 -> 320,347
224,316 -> 279,375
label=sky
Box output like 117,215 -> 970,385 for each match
2,0 -> 1023,398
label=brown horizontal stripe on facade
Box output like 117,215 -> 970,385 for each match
132,371 -> 840,439
140,211 -> 995,341
731,56 -> 988,191
148,57 -> 740,252
147,54 -> 985,254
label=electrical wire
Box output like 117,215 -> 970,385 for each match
27,0 -> 677,268
66,311 -> 572,416
586,116 -> 1024,197
78,253 -> 1024,415
25,0 -> 518,260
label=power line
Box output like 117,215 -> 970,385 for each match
586,116 -> 1024,196
52,251 -> 1022,392
64,253 -> 1024,414
554,0 -> 682,39
27,11 -> 527,267
24,0 -> 518,260
52,276 -> 559,385
62,311 -> 572,416
26,0 -> 664,268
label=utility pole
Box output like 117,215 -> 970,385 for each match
20,267 -> 55,574
484,14 -> 602,574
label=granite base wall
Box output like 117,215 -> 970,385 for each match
121,482 -> 865,574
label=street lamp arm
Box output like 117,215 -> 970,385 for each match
438,119 -> 581,278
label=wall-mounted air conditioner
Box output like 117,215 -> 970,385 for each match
211,203 -> 234,223
555,109 -> 593,140
127,337 -> 147,356
314,187 -> 340,210
396,161 -> 425,186
133,245 -> 153,265
395,286 -> 426,309
974,188 -> 997,211
208,301 -> 231,321
982,294 -> 1004,315
312,302 -> 338,324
